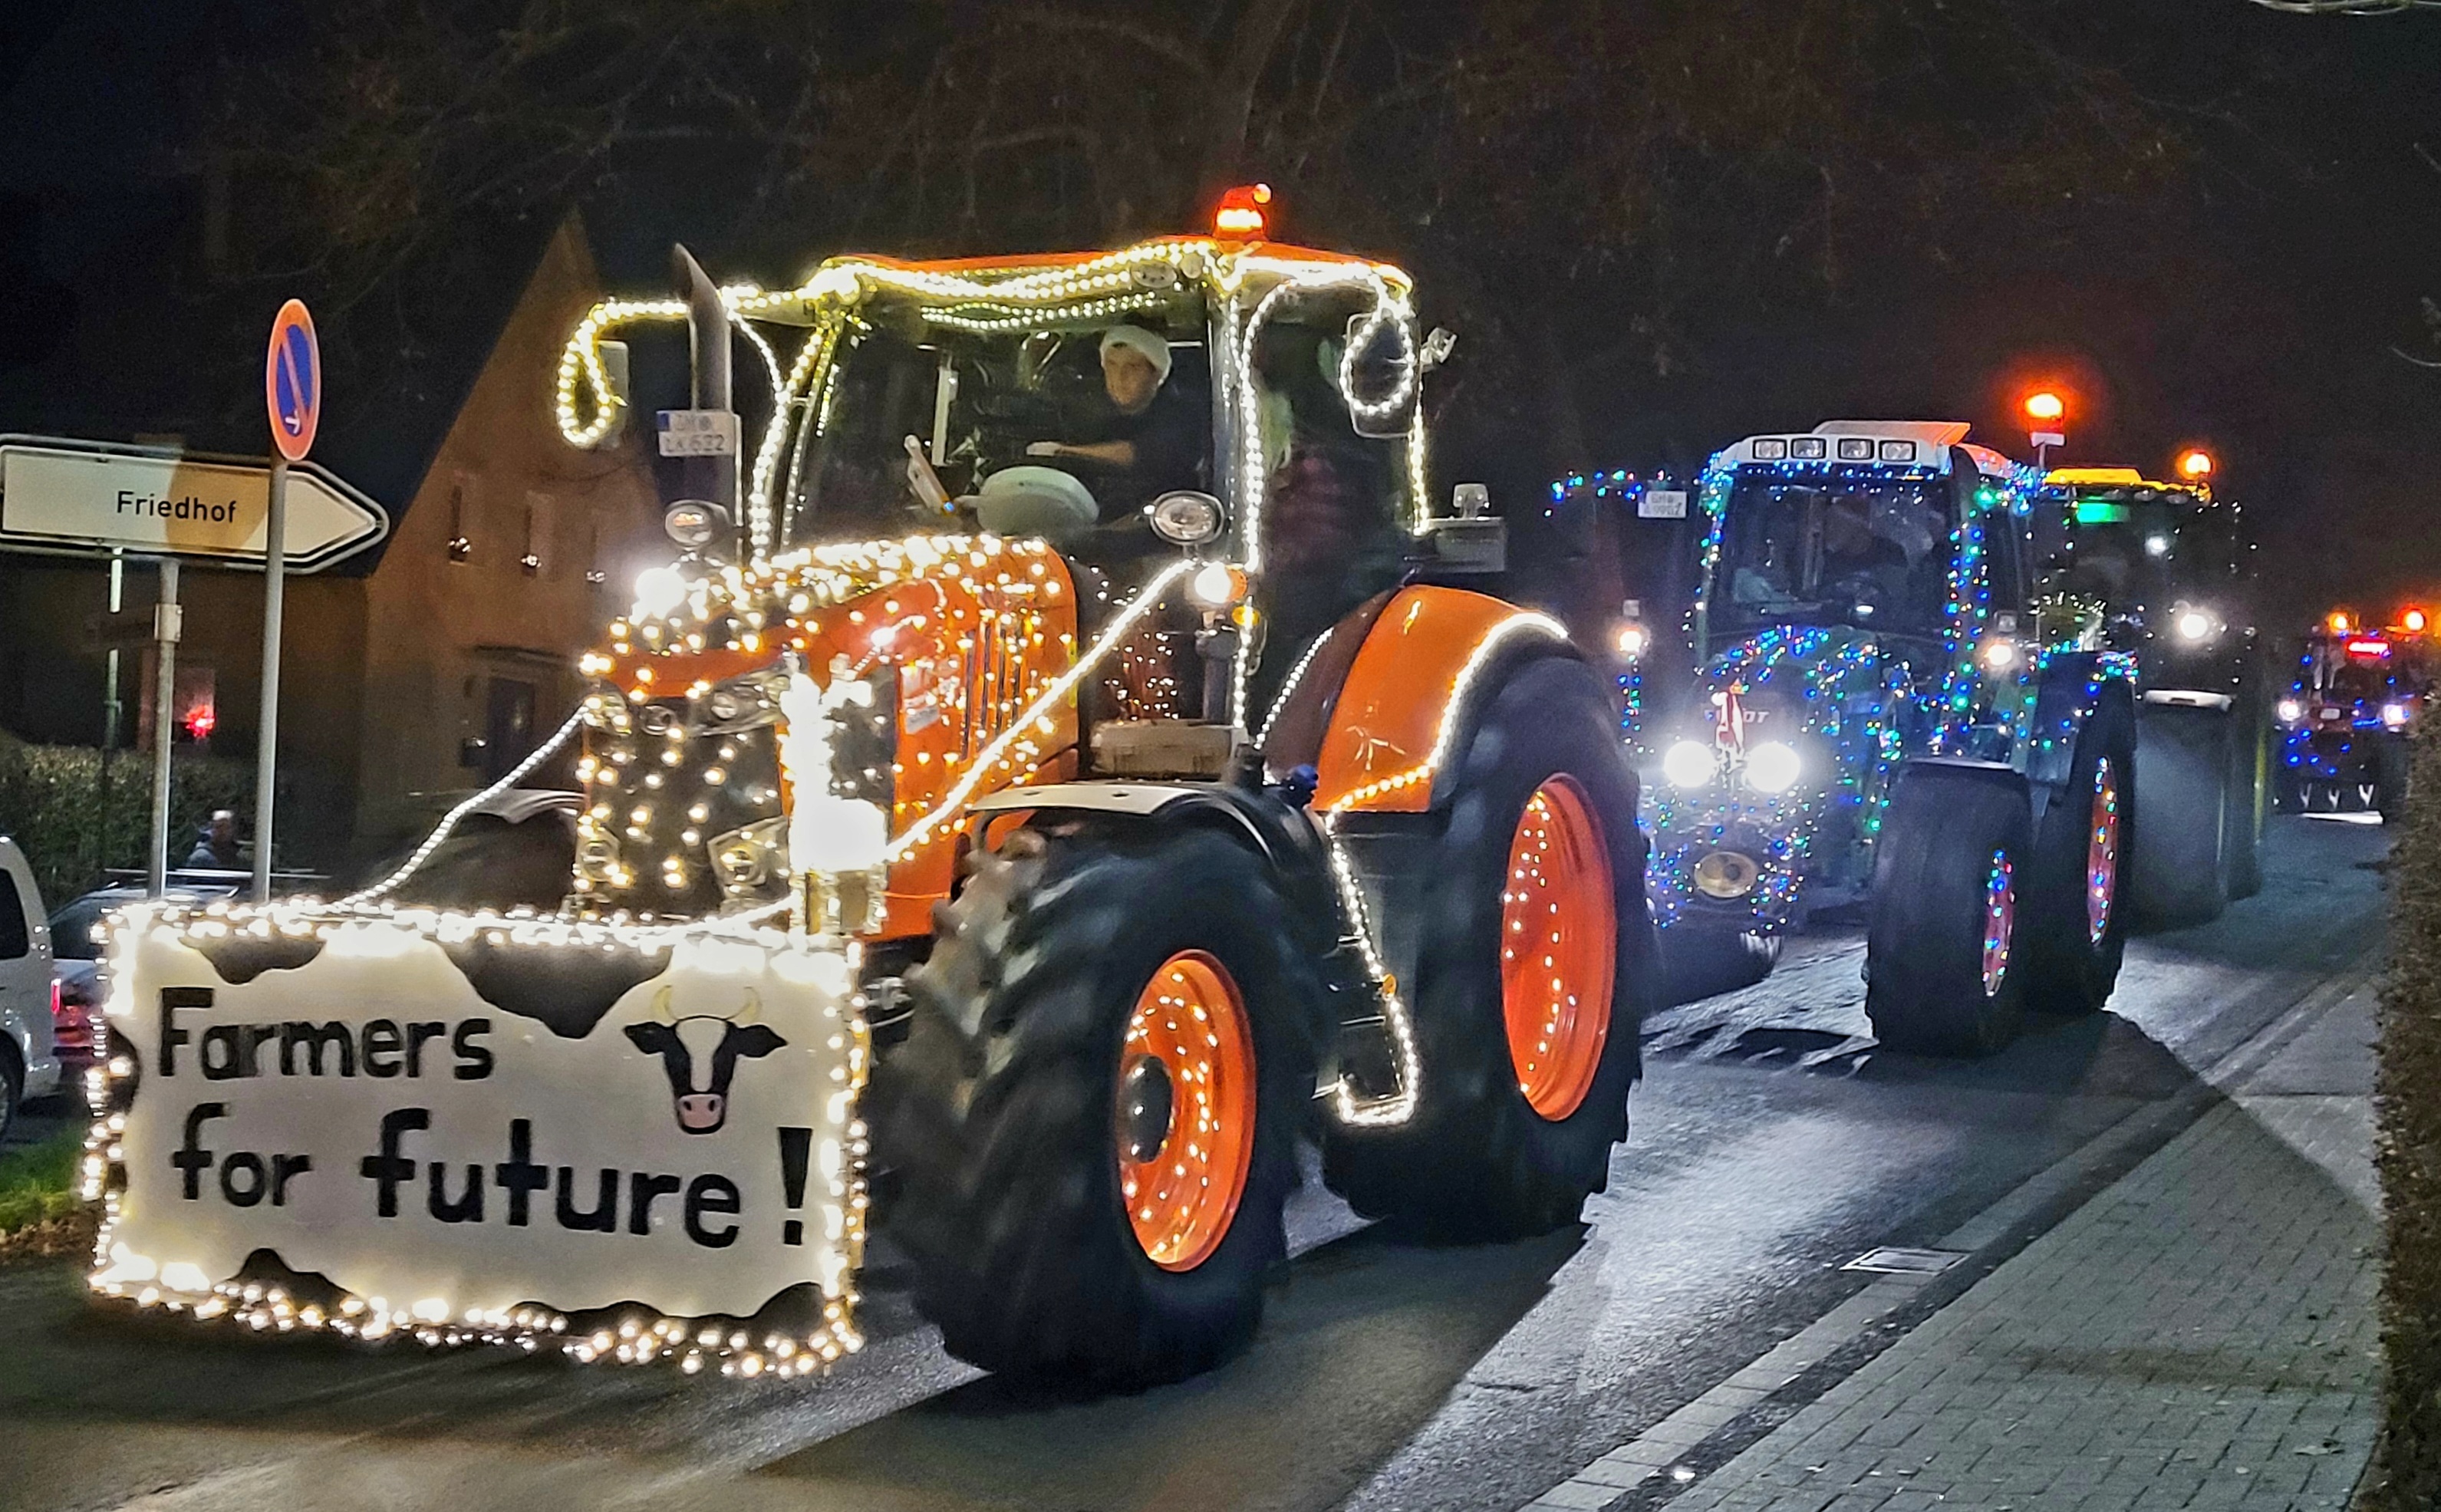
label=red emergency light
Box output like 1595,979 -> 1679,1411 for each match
1213,183 -> 1272,239
2345,638 -> 2392,659
183,706 -> 217,740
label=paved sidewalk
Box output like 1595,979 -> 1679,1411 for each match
1630,987 -> 2383,1512
1518,978 -> 2386,1512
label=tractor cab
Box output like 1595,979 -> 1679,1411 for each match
1703,430 -> 1975,648
2031,467 -> 2249,684
554,204 -> 1469,931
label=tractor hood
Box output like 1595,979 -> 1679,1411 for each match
575,535 -> 1080,933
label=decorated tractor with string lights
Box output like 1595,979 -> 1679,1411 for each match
78,192 -> 1654,1392
2275,609 -> 2433,819
1642,421 -> 2137,1051
2031,467 -> 2266,922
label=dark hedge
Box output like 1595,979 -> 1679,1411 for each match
0,732 -> 253,908
2376,719 -> 2441,1510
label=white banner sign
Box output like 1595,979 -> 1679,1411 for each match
0,439 -> 388,571
94,918 -> 865,1354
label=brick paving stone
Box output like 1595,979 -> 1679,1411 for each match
1653,986 -> 2380,1512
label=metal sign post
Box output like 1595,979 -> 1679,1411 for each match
146,559 -> 180,896
254,458 -> 286,901
256,300 -> 320,901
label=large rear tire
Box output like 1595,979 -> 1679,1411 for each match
2022,695 -> 2136,1016
876,824 -> 1321,1388
1322,657 -> 1654,1238
1864,765 -> 2031,1056
2377,736 -> 2412,821
2128,703 -> 2229,929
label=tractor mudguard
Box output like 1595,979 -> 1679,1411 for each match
2024,652 -> 2135,823
1261,585 -> 1580,815
1896,756 -> 2029,803
966,781 -> 1341,958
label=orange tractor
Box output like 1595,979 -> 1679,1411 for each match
535,194 -> 1659,1385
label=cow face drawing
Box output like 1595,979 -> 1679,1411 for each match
623,987 -> 788,1134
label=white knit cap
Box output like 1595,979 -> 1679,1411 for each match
1099,324 -> 1173,384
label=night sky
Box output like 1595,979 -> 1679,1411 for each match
2,1 -> 2436,629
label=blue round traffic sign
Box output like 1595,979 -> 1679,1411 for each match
265,299 -> 320,462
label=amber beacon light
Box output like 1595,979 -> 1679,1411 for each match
1214,183 -> 1273,238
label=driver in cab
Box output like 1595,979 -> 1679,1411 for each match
1025,325 -> 1203,519
1820,496 -> 1910,608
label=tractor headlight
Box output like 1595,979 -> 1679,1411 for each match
2384,701 -> 2412,729
1745,740 -> 1801,794
1148,490 -> 1226,546
1186,561 -> 1247,609
2173,608 -> 2215,644
1662,740 -> 1718,789
632,565 -> 689,621
1616,622 -> 1649,660
2277,697 -> 2303,724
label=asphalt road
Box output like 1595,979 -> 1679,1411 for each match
0,814 -> 2389,1512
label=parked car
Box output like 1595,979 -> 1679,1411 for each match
0,836 -> 59,1143
48,881 -> 243,1084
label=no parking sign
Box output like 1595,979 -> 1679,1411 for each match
265,299 -> 319,463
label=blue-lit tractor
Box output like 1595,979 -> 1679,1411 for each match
2275,614 -> 2430,819
1642,421 -> 2139,1053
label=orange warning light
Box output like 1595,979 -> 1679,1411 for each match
2177,448 -> 2215,480
1213,184 -> 1273,239
2023,390 -> 2067,423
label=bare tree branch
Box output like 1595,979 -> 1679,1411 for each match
2241,0 -> 2439,12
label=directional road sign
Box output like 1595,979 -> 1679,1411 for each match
265,300 -> 321,462
0,436 -> 387,572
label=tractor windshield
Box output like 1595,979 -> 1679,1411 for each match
1712,474 -> 1953,638
788,295 -> 1214,556
2043,492 -> 2235,608
2305,640 -> 2408,707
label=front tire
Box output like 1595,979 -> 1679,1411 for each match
1658,926 -> 1782,1004
1322,657 -> 1654,1238
2021,696 -> 2136,1016
876,824 -> 1321,1388
1865,765 -> 2031,1056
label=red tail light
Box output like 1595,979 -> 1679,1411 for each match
2346,638 -> 2391,658
50,975 -> 61,1023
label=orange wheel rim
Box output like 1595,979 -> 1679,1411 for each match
1501,777 -> 1619,1121
1116,950 -> 1257,1272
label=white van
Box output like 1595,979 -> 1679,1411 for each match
0,836 -> 59,1142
